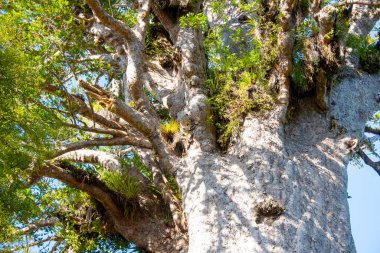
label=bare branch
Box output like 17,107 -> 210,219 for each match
365,126 -> 380,135
55,150 -> 150,183
70,53 -> 120,66
49,239 -> 63,253
55,136 -> 152,157
10,236 -> 60,252
334,1 -> 380,6
357,147 -> 380,176
55,150 -> 122,171
62,123 -> 125,136
44,84 -> 127,131
86,0 -> 134,40
135,0 -> 152,40
13,218 -> 59,236
79,80 -> 156,135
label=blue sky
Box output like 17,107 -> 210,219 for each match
348,160 -> 380,253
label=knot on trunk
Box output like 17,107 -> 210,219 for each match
254,198 -> 284,223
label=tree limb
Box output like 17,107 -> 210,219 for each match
44,84 -> 127,131
62,123 -> 126,136
334,1 -> 380,6
135,0 -> 152,40
40,164 -> 125,221
86,0 -> 135,40
357,147 -> 380,175
55,150 -> 150,184
365,126 -> 380,135
70,53 -> 120,66
55,136 -> 152,157
79,80 -> 156,135
13,218 -> 59,236
10,236 -> 60,252
48,239 -> 62,253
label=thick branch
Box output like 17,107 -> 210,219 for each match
56,150 -> 122,171
39,164 -> 180,252
86,0 -> 134,40
53,81 -> 172,173
135,0 -> 152,40
55,136 -> 152,157
71,53 -> 120,66
40,164 -> 125,221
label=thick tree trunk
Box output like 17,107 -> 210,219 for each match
175,73 -> 380,252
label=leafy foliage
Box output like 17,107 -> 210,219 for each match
203,1 -> 277,146
179,12 -> 208,32
346,33 -> 380,74
0,1 -> 140,251
98,169 -> 140,200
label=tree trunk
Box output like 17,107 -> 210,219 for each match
175,72 -> 380,252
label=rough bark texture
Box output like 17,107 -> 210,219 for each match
175,72 -> 380,252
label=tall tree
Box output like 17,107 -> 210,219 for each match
0,0 -> 380,252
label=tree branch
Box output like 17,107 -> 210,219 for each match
55,150 -> 151,184
62,123 -> 125,136
48,239 -> 62,253
135,0 -> 152,40
13,218 -> 59,236
70,53 -> 120,66
10,236 -> 60,252
79,80 -> 156,135
44,84 -> 127,131
86,0 -> 135,40
334,1 -> 380,6
365,126 -> 380,135
55,136 -> 152,157
357,147 -> 380,175
40,164 -> 125,221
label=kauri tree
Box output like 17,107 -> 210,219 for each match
0,0 -> 380,252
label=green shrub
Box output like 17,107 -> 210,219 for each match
347,34 -> 380,74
